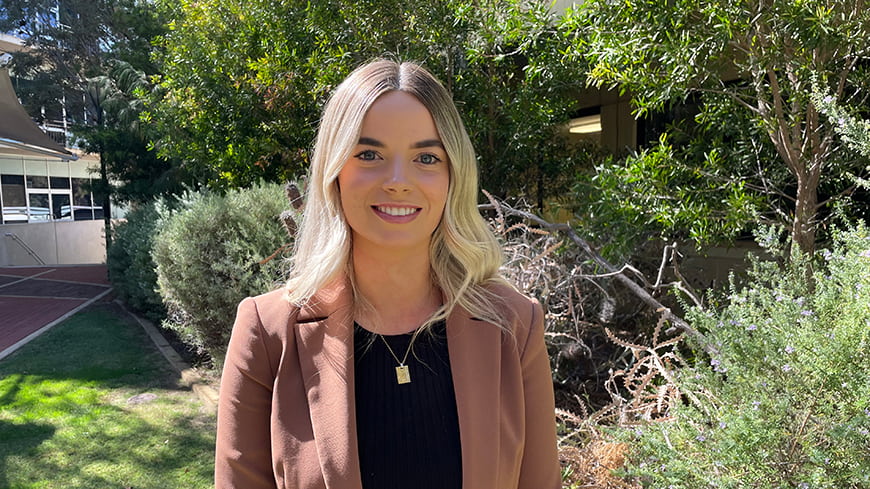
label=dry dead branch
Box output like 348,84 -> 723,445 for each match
479,193 -> 716,356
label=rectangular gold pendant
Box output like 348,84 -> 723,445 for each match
395,365 -> 411,384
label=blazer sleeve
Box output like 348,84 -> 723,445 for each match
518,298 -> 561,489
215,297 -> 278,489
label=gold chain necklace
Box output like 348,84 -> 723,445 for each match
378,334 -> 416,384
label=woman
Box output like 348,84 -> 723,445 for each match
215,60 -> 560,489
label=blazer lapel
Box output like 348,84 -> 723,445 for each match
295,278 -> 364,489
447,308 -> 503,489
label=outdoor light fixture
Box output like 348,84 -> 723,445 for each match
568,114 -> 602,134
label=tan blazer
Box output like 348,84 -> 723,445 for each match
215,278 -> 560,489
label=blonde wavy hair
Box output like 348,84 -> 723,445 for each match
286,59 -> 511,329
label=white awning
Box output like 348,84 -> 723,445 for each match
0,67 -> 76,160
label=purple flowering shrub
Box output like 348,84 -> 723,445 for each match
614,225 -> 870,488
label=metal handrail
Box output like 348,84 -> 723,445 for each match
4,232 -> 47,265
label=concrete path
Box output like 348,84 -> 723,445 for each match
0,264 -> 112,360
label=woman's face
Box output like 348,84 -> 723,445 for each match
337,90 -> 450,257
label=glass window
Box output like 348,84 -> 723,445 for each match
50,176 -> 71,189
72,178 -> 91,203
74,207 -> 94,220
72,178 -> 95,221
93,183 -> 106,220
26,175 -> 48,188
51,193 -> 72,220
28,193 -> 50,221
1,175 -> 27,223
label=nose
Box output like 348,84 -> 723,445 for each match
382,158 -> 412,193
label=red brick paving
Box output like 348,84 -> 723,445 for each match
0,276 -> 18,286
0,265 -> 110,357
2,279 -> 110,299
0,297 -> 87,352
0,265 -> 109,285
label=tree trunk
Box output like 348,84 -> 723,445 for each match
792,173 -> 817,255
100,152 -> 112,252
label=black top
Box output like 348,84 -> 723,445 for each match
353,320 -> 462,489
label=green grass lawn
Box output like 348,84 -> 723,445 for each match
0,303 -> 216,489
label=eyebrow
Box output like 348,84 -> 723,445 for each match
358,137 -> 444,149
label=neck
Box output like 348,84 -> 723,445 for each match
351,243 -> 441,335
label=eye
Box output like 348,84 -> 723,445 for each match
416,153 -> 442,165
354,149 -> 381,161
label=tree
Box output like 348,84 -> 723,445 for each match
1,0 -> 108,119
149,0 -> 590,205
566,0 -> 870,254
0,0 -> 185,245
76,60 -> 193,205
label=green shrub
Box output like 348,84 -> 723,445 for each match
107,201 -> 166,323
152,182 -> 290,366
614,225 -> 870,488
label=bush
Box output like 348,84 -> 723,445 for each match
153,182 -> 290,366
613,225 -> 870,488
107,201 -> 166,323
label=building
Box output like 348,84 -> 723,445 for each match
545,0 -> 638,154
0,33 -> 106,266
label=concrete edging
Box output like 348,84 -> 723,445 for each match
116,300 -> 219,415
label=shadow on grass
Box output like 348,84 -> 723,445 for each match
0,373 -> 24,407
0,302 -> 216,489
0,418 -> 55,488
0,404 -> 214,488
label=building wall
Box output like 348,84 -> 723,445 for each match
550,0 -> 577,15
0,152 -> 111,265
0,219 -> 105,265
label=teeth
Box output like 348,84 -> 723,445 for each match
377,206 -> 418,216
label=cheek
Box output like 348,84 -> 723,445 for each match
434,173 -> 450,208
428,174 -> 450,224
336,170 -> 360,216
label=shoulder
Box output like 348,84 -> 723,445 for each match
235,277 -> 352,332
253,287 -> 296,307
484,283 -> 545,351
235,287 -> 301,334
486,283 -> 542,322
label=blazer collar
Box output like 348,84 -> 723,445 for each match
294,276 -> 502,489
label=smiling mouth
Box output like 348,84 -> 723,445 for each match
373,205 -> 421,217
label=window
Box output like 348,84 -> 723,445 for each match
1,175 -> 27,223
50,176 -> 71,189
568,114 -> 602,134
26,175 -> 48,189
72,178 -> 96,221
2,171 -> 100,223
51,194 -> 72,220
28,192 -> 50,221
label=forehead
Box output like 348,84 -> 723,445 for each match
358,91 -> 440,140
